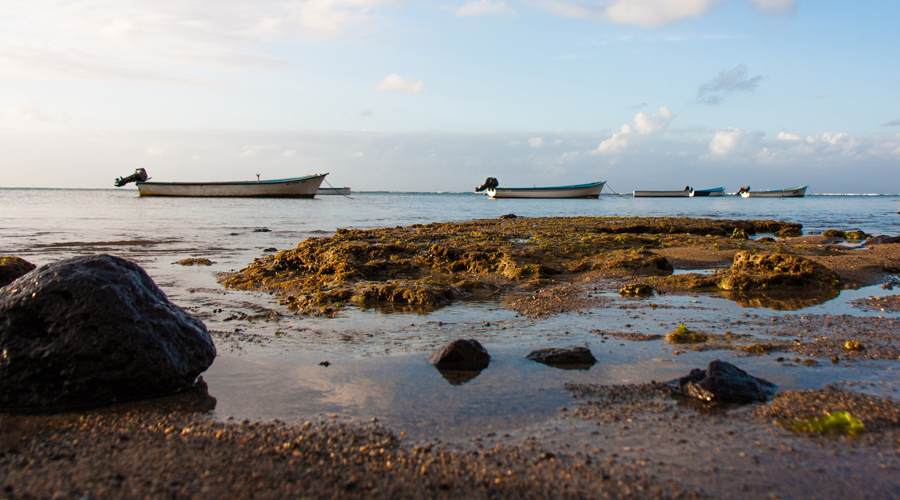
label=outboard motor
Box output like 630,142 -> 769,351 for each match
115,168 -> 149,187
475,177 -> 499,192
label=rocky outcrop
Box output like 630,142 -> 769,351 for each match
667,360 -> 776,404
525,347 -> 596,369
0,257 -> 35,287
0,254 -> 216,410
427,339 -> 490,370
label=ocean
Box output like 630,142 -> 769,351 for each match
2,189 -> 900,440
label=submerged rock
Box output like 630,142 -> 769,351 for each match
667,360 -> 776,404
0,256 -> 36,287
427,339 -> 490,370
0,254 -> 216,410
525,347 -> 597,369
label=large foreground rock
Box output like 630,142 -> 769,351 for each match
667,360 -> 776,404
427,339 -> 490,370
0,254 -> 216,410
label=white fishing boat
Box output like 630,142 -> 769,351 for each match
633,187 -> 692,198
689,187 -> 725,197
317,187 -> 351,196
480,180 -> 605,199
739,186 -> 807,198
114,169 -> 327,198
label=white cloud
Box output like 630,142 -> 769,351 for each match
633,106 -> 673,133
593,106 -> 672,154
540,0 -> 720,28
239,145 -> 274,157
708,128 -> 764,155
777,131 -> 801,141
456,1 -> 516,17
146,146 -> 164,156
749,0 -> 796,16
529,137 -> 544,147
375,74 -> 424,94
282,150 -> 297,157
4,100 -> 52,122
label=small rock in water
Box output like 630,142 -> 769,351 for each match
0,256 -> 36,287
526,347 -> 597,369
618,283 -> 653,296
0,254 -> 215,410
667,359 -> 776,404
263,247 -> 278,252
427,339 -> 490,370
319,361 -> 331,367
499,214 -> 517,219
253,227 -> 272,233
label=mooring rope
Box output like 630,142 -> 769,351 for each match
321,178 -> 353,199
602,183 -> 631,199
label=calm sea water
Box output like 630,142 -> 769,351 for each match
2,189 -> 900,440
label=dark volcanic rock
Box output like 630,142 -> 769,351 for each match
526,347 -> 597,370
667,359 -> 776,404
0,257 -> 36,287
0,254 -> 216,410
427,339 -> 490,370
499,213 -> 518,220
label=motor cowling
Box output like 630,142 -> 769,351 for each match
475,177 -> 499,192
115,168 -> 149,187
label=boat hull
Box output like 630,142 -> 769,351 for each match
137,174 -> 327,198
317,187 -> 351,196
487,181 -> 605,199
689,187 -> 725,197
741,186 -> 807,198
633,190 -> 690,198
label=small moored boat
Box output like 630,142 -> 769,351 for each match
114,169 -> 327,198
689,187 -> 725,197
317,187 -> 351,196
739,186 -> 807,198
633,186 -> 692,198
475,177 -> 605,199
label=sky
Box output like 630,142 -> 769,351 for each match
1,0 -> 899,193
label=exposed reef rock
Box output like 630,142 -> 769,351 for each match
0,255 -> 216,410
0,256 -> 36,287
220,217 -> 802,314
651,251 -> 841,294
618,283 -> 654,296
667,360 -> 776,404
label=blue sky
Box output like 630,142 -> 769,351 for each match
1,0 -> 899,192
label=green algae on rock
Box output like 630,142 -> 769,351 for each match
651,250 -> 841,295
219,217 -> 805,315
